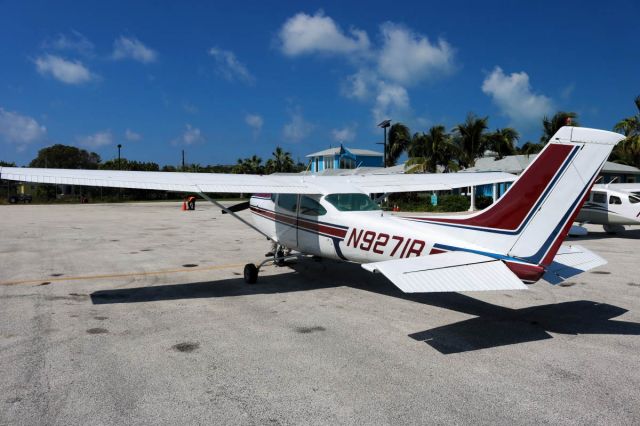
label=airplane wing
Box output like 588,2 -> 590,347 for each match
0,166 -> 515,195
362,251 -> 527,293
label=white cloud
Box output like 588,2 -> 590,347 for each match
276,12 -> 457,125
331,125 -> 357,142
342,69 -> 378,101
245,114 -> 264,133
112,36 -> 157,63
42,30 -> 94,55
372,82 -> 410,124
172,124 -> 204,146
208,47 -> 255,84
35,54 -> 93,84
125,129 -> 142,141
482,66 -> 553,126
0,108 -> 47,149
278,11 -> 370,56
283,111 -> 313,143
377,23 -> 454,86
76,130 -> 113,148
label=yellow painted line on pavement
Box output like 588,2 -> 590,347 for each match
0,263 -> 245,286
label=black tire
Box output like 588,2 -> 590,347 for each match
275,250 -> 285,266
8,196 -> 17,204
243,263 -> 258,284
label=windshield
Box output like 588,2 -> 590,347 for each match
325,193 -> 380,212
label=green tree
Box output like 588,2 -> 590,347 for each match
610,95 -> 640,167
268,147 -> 295,173
233,155 -> 264,174
30,144 -> 101,169
486,128 -> 519,160
386,123 -> 411,167
0,161 -> 16,167
540,111 -> 578,143
518,141 -> 544,155
99,159 -> 160,171
406,125 -> 459,173
453,114 -> 489,168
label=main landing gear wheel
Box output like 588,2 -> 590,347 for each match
244,263 -> 258,284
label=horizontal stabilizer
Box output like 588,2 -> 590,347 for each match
362,251 -> 528,293
542,244 -> 607,285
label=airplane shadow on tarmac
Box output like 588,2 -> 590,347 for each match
90,259 -> 640,355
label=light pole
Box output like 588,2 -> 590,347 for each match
117,144 -> 122,200
376,119 -> 391,168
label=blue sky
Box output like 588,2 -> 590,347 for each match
0,0 -> 638,167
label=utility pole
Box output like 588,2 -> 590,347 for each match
376,119 -> 391,168
182,149 -> 185,171
117,144 -> 122,200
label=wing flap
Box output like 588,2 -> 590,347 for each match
362,251 -> 527,293
542,244 -> 607,285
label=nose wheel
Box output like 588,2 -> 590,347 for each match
243,244 -> 302,284
243,263 -> 258,284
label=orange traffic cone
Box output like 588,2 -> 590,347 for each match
181,201 -> 187,211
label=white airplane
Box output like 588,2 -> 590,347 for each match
0,127 -> 624,292
574,183 -> 640,233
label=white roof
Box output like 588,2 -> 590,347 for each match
466,155 -> 640,175
297,164 -> 406,176
306,147 -> 383,158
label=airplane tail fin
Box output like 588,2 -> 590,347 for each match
505,127 -> 622,266
420,127 -> 623,268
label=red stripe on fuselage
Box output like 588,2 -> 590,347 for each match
250,206 -> 347,239
417,144 -> 574,230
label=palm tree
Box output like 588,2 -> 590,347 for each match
406,132 -> 430,173
271,147 -> 295,172
452,114 -> 489,168
540,112 -> 578,143
486,128 -> 519,160
247,155 -> 264,174
611,95 -> 640,167
386,123 -> 411,167
406,126 -> 460,173
233,155 -> 263,174
519,141 -> 544,156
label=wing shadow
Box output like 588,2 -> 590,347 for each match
90,269 -> 339,305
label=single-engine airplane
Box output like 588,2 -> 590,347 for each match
0,126 -> 624,292
574,183 -> 640,233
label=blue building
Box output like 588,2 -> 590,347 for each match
306,145 -> 383,173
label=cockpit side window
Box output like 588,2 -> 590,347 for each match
324,193 -> 381,212
630,195 -> 640,204
299,196 -> 327,216
591,192 -> 606,204
277,194 -> 298,213
609,195 -> 622,205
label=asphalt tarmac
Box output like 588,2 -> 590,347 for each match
1,202 -> 639,425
